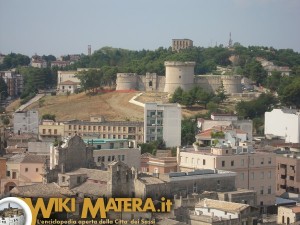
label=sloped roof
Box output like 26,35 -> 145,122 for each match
196,198 -> 249,214
10,183 -> 74,198
65,168 -> 109,182
59,80 -> 79,85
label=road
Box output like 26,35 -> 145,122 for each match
16,94 -> 45,112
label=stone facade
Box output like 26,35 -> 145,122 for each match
116,61 -> 242,95
13,110 -> 39,135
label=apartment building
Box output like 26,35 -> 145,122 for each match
276,153 -> 300,196
178,145 -> 276,213
0,70 -> 24,97
63,116 -> 144,143
144,103 -> 181,147
172,39 -> 193,52
13,110 -> 39,135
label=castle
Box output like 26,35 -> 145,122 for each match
116,61 -> 242,94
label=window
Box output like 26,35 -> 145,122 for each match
203,159 -> 206,165
260,186 -> 264,195
110,143 -> 114,149
98,157 -> 101,162
222,161 -> 225,167
108,156 -> 111,162
261,158 -> 264,165
25,168 -> 28,172
54,129 -> 57,134
268,186 -> 272,194
241,159 -> 244,166
240,173 -> 244,180
36,168 -> 39,172
122,155 -> 125,161
231,160 -> 234,166
62,176 -> 65,182
42,129 -> 46,134
268,157 -> 272,164
226,150 -> 228,154
6,171 -> 10,177
290,176 -> 294,181
112,156 -> 115,161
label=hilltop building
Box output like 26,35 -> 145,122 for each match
144,103 -> 181,147
265,109 -> 300,144
30,55 -> 47,68
116,61 -> 242,95
172,39 -> 193,52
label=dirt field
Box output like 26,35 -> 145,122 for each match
6,91 -> 250,121
23,92 -> 145,121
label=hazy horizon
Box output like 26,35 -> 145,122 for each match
1,0 -> 300,57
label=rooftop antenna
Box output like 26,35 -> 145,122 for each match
228,32 -> 233,48
88,45 -> 91,56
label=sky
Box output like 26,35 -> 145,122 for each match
0,0 -> 299,57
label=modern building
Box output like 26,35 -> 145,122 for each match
13,110 -> 39,135
144,103 -> 181,147
0,70 -> 24,97
83,138 -> 141,170
178,146 -> 276,213
172,39 -> 193,52
276,153 -> 300,196
265,109 -> 300,143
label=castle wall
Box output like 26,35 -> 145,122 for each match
115,62 -> 242,94
195,75 -> 242,94
116,73 -> 138,90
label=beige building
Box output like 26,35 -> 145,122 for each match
0,154 -> 47,194
39,120 -> 65,141
189,198 -> 258,225
172,39 -> 193,52
278,205 -> 300,224
57,70 -> 80,87
63,116 -> 144,143
178,146 -> 276,212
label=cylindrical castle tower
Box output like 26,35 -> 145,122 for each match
164,61 -> 196,94
221,75 -> 242,93
116,73 -> 138,91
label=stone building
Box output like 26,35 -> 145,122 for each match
49,135 -> 94,172
172,39 -> 193,52
189,198 -> 258,225
116,61 -> 242,95
277,205 -> 300,224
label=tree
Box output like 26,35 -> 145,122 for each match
170,87 -> 184,103
181,118 -> 197,146
75,69 -> 104,93
0,77 -> 8,100
42,114 -> 56,121
216,81 -> 227,102
279,77 -> 300,108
